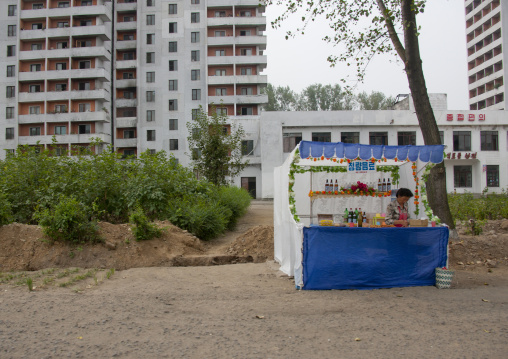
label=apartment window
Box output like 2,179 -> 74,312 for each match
123,91 -> 134,99
191,0 -> 199,4
240,48 -> 252,56
147,130 -> 156,141
216,88 -> 227,96
55,126 -> 66,135
215,31 -> 226,37
6,66 -> 15,77
147,0 -> 155,6
7,46 -> 16,57
56,21 -> 69,28
77,40 -> 92,48
6,107 -> 14,119
123,109 -> 135,117
486,165 -> 499,187
215,69 -> 226,76
123,149 -> 135,158
169,119 -> 178,130
55,147 -> 66,156
398,131 -> 416,146
147,110 -> 155,122
147,15 -> 155,25
239,107 -> 252,115
191,69 -> 200,81
169,80 -> 178,91
453,131 -> 471,151
123,16 -> 134,22
340,132 -> 359,144
439,131 -> 444,145
240,68 -> 252,75
192,109 -> 199,120
312,132 -> 331,142
215,49 -> 225,57
241,88 -> 253,95
29,106 -> 40,114
168,41 -> 177,52
123,72 -> 134,79
31,43 -> 43,51
168,4 -> 177,14
56,83 -> 67,91
215,11 -> 226,17
30,127 -> 41,136
146,91 -> 155,102
216,107 -> 227,116
191,12 -> 200,23
123,34 -> 134,41
56,42 -> 68,49
78,82 -> 90,90
6,86 -> 15,98
240,11 -> 252,17
283,133 -> 302,153
147,34 -> 155,44
6,128 -> 14,140
8,5 -> 17,16
58,2 -> 70,8
240,30 -> 251,36
169,60 -> 178,71
369,132 -> 388,145
191,50 -> 200,61
123,130 -> 135,139
454,165 -> 472,188
481,131 -> 498,151
8,25 -> 17,36
55,105 -> 67,113
81,0 -> 92,5
242,140 -> 254,156
30,64 -> 42,72
78,124 -> 91,134
79,61 -> 91,69
80,20 -> 92,26
78,103 -> 91,112
169,22 -> 177,33
146,52 -> 155,63
191,32 -> 200,43
146,72 -> 155,83
169,100 -> 178,111
192,89 -> 201,100
123,52 -> 134,60
169,139 -> 179,150
56,62 -> 67,70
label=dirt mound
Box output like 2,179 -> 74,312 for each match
224,225 -> 274,261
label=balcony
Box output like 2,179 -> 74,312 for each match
70,67 -> 111,81
207,16 -> 266,29
116,78 -> 137,88
19,49 -> 48,61
116,98 -> 137,107
19,28 -> 47,41
116,60 -> 137,69
116,2 -> 137,11
70,47 -> 111,60
116,118 -> 137,128
116,21 -> 137,31
208,74 -> 267,85
207,35 -> 267,47
207,55 -> 267,66
236,94 -> 268,104
71,4 -> 112,20
18,111 -> 109,124
18,91 -> 47,102
69,25 -> 111,40
70,89 -> 109,100
116,40 -> 137,50
208,0 -> 266,11
115,138 -> 137,147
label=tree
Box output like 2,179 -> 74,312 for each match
186,106 -> 248,186
298,84 -> 355,111
270,0 -> 455,231
263,84 -> 298,111
357,91 -> 395,110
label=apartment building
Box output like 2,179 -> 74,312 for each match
465,0 -> 507,110
0,0 -> 268,171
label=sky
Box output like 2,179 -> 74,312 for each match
263,0 -> 469,110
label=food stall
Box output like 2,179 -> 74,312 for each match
274,141 -> 448,290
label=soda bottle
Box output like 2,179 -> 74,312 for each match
387,178 -> 392,192
334,179 -> 338,192
378,179 -> 382,192
325,179 -> 329,192
358,208 -> 363,227
344,208 -> 349,223
382,178 -> 387,192
353,208 -> 358,224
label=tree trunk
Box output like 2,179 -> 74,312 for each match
401,0 -> 455,231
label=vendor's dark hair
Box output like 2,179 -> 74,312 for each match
396,188 -> 414,198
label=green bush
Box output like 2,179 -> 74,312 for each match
216,186 -> 252,230
129,206 -> 163,241
0,193 -> 13,226
34,196 -> 100,243
448,190 -> 508,221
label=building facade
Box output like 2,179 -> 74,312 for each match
465,0 -> 507,110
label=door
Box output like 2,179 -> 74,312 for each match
241,177 -> 256,198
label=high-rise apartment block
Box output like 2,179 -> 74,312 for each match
465,0 -> 506,110
1,0 -> 267,168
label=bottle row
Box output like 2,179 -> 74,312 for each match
344,208 -> 367,227
322,178 -> 392,193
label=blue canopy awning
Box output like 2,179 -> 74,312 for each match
299,141 -> 444,164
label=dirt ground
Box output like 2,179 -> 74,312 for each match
1,201 -> 508,358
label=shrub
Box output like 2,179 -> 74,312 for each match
129,205 -> 163,241
0,193 -> 13,226
34,196 -> 100,243
216,186 -> 252,230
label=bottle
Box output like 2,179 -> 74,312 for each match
330,178 -> 333,192
334,179 -> 338,192
353,208 -> 358,224
378,178 -> 382,192
348,208 -> 353,223
358,208 -> 363,227
387,178 -> 391,192
363,211 -> 367,226
325,179 -> 329,192
344,208 -> 349,223
382,178 -> 387,192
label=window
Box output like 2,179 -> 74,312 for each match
192,109 -> 199,120
147,0 -> 154,6
123,149 -> 135,158
191,32 -> 200,43
341,132 -> 359,144
487,165 -> 499,187
80,20 -> 91,26
439,131 -> 444,145
240,68 -> 252,75
170,139 -> 179,150
31,43 -> 42,50
169,119 -> 178,130
7,46 -> 16,57
56,42 -> 68,49
123,72 -> 134,79
398,131 -> 416,146
78,124 -> 91,134
29,106 -> 40,114
453,131 -> 471,151
215,11 -> 226,17
192,89 -> 201,100
81,0 -> 92,5
169,60 -> 178,71
215,49 -> 225,56
56,62 -> 67,70
191,70 -> 200,81
312,132 -> 331,142
78,82 -> 90,90
454,165 -> 472,188
169,80 -> 178,91
241,87 -> 253,95
242,140 -> 254,156
58,2 -> 70,8
169,22 -> 177,33
168,4 -> 177,14
283,133 -> 302,153
146,72 -> 155,83
6,107 -> 14,119
6,86 -> 15,98
215,31 -> 226,37
169,100 -> 178,110
33,3 -> 44,9
191,0 -> 199,4
7,66 -> 15,77
55,126 -> 66,135
240,48 -> 252,56
215,69 -> 226,76
55,105 -> 67,113
240,107 -> 253,115
191,12 -> 200,23
147,130 -> 156,141
8,25 -> 16,36
123,16 -> 134,22
240,30 -> 251,36
369,132 -> 388,145
147,110 -> 155,122
123,52 -> 134,60
123,91 -> 134,99
30,127 -> 41,136
54,147 -> 66,156
8,5 -> 16,16
146,91 -> 155,102
240,11 -> 252,17
168,41 -> 177,52
79,61 -> 91,69
78,103 -> 91,112
123,109 -> 135,117
147,34 -> 155,44
216,107 -> 227,116
30,64 -> 42,72
216,88 -> 227,96
147,15 -> 155,25
56,83 -> 67,91
191,50 -> 200,61
123,34 -> 134,41
123,130 -> 135,139
57,21 -> 69,28
6,128 -> 14,140
481,131 -> 498,151
146,52 -> 155,63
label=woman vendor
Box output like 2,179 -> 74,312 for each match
385,188 -> 413,227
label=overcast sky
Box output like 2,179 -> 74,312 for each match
263,0 -> 469,110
